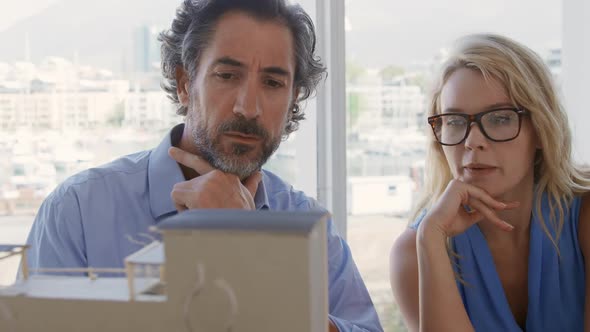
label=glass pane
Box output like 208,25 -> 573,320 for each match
0,0 -> 317,284
0,1 -> 179,284
265,0 -> 317,196
344,0 -> 562,330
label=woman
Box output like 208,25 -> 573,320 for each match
390,33 -> 590,332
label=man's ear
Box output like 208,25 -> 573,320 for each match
293,87 -> 300,102
287,89 -> 300,122
175,66 -> 190,107
290,87 -> 300,116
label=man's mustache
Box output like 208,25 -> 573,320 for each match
217,118 -> 269,140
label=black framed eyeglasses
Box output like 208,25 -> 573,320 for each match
427,108 -> 530,146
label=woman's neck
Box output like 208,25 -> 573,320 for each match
478,182 -> 535,247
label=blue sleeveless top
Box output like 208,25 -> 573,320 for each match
411,194 -> 585,331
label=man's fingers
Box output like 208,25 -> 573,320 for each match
171,187 -> 189,212
168,147 -> 215,175
174,203 -> 188,212
242,171 -> 263,198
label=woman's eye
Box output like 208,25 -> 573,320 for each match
492,116 -> 510,123
446,118 -> 466,126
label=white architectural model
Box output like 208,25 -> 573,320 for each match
0,210 -> 329,332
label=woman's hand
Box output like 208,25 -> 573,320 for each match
420,179 -> 520,238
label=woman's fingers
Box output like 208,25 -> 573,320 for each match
460,182 -> 520,212
448,180 -> 518,211
468,198 -> 514,231
503,201 -> 521,209
463,209 -> 483,225
429,180 -> 521,237
464,186 -> 507,210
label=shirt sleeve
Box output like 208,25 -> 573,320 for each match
298,199 -> 383,332
25,187 -> 87,273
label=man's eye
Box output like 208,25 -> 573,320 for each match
265,79 -> 284,88
216,72 -> 236,80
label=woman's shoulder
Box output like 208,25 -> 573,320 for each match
536,191 -> 585,219
391,211 -> 422,274
390,226 -> 418,283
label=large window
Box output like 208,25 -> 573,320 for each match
0,0 -> 178,284
2,2 -> 589,332
0,0 -> 320,284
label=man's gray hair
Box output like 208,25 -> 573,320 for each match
159,0 -> 327,134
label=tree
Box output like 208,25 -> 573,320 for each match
107,100 -> 125,127
346,61 -> 367,84
379,65 -> 405,83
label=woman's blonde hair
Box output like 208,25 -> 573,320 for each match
413,33 -> 590,249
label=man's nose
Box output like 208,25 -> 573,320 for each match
233,77 -> 261,119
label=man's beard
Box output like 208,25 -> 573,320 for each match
190,116 -> 281,180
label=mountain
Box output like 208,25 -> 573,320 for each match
0,0 -> 179,72
0,0 -> 561,72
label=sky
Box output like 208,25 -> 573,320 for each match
0,0 -> 58,32
0,0 -> 562,69
344,0 -> 562,67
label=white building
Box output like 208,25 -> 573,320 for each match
348,83 -> 425,137
347,175 -> 414,216
124,88 -> 179,131
0,90 -> 129,131
0,57 -> 131,131
0,57 -> 182,132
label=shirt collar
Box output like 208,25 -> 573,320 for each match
254,173 -> 270,211
148,123 -> 185,221
148,123 -> 270,222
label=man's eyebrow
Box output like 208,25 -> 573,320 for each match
213,56 -> 244,68
213,56 -> 291,77
261,66 -> 290,77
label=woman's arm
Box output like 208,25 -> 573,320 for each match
390,228 -> 420,332
390,180 -> 517,332
415,218 -> 474,332
390,224 -> 473,332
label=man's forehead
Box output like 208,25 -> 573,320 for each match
202,11 -> 296,71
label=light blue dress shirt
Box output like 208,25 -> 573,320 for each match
25,124 -> 383,332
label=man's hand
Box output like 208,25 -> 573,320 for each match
168,147 -> 262,211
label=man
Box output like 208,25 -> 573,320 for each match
25,0 -> 382,331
